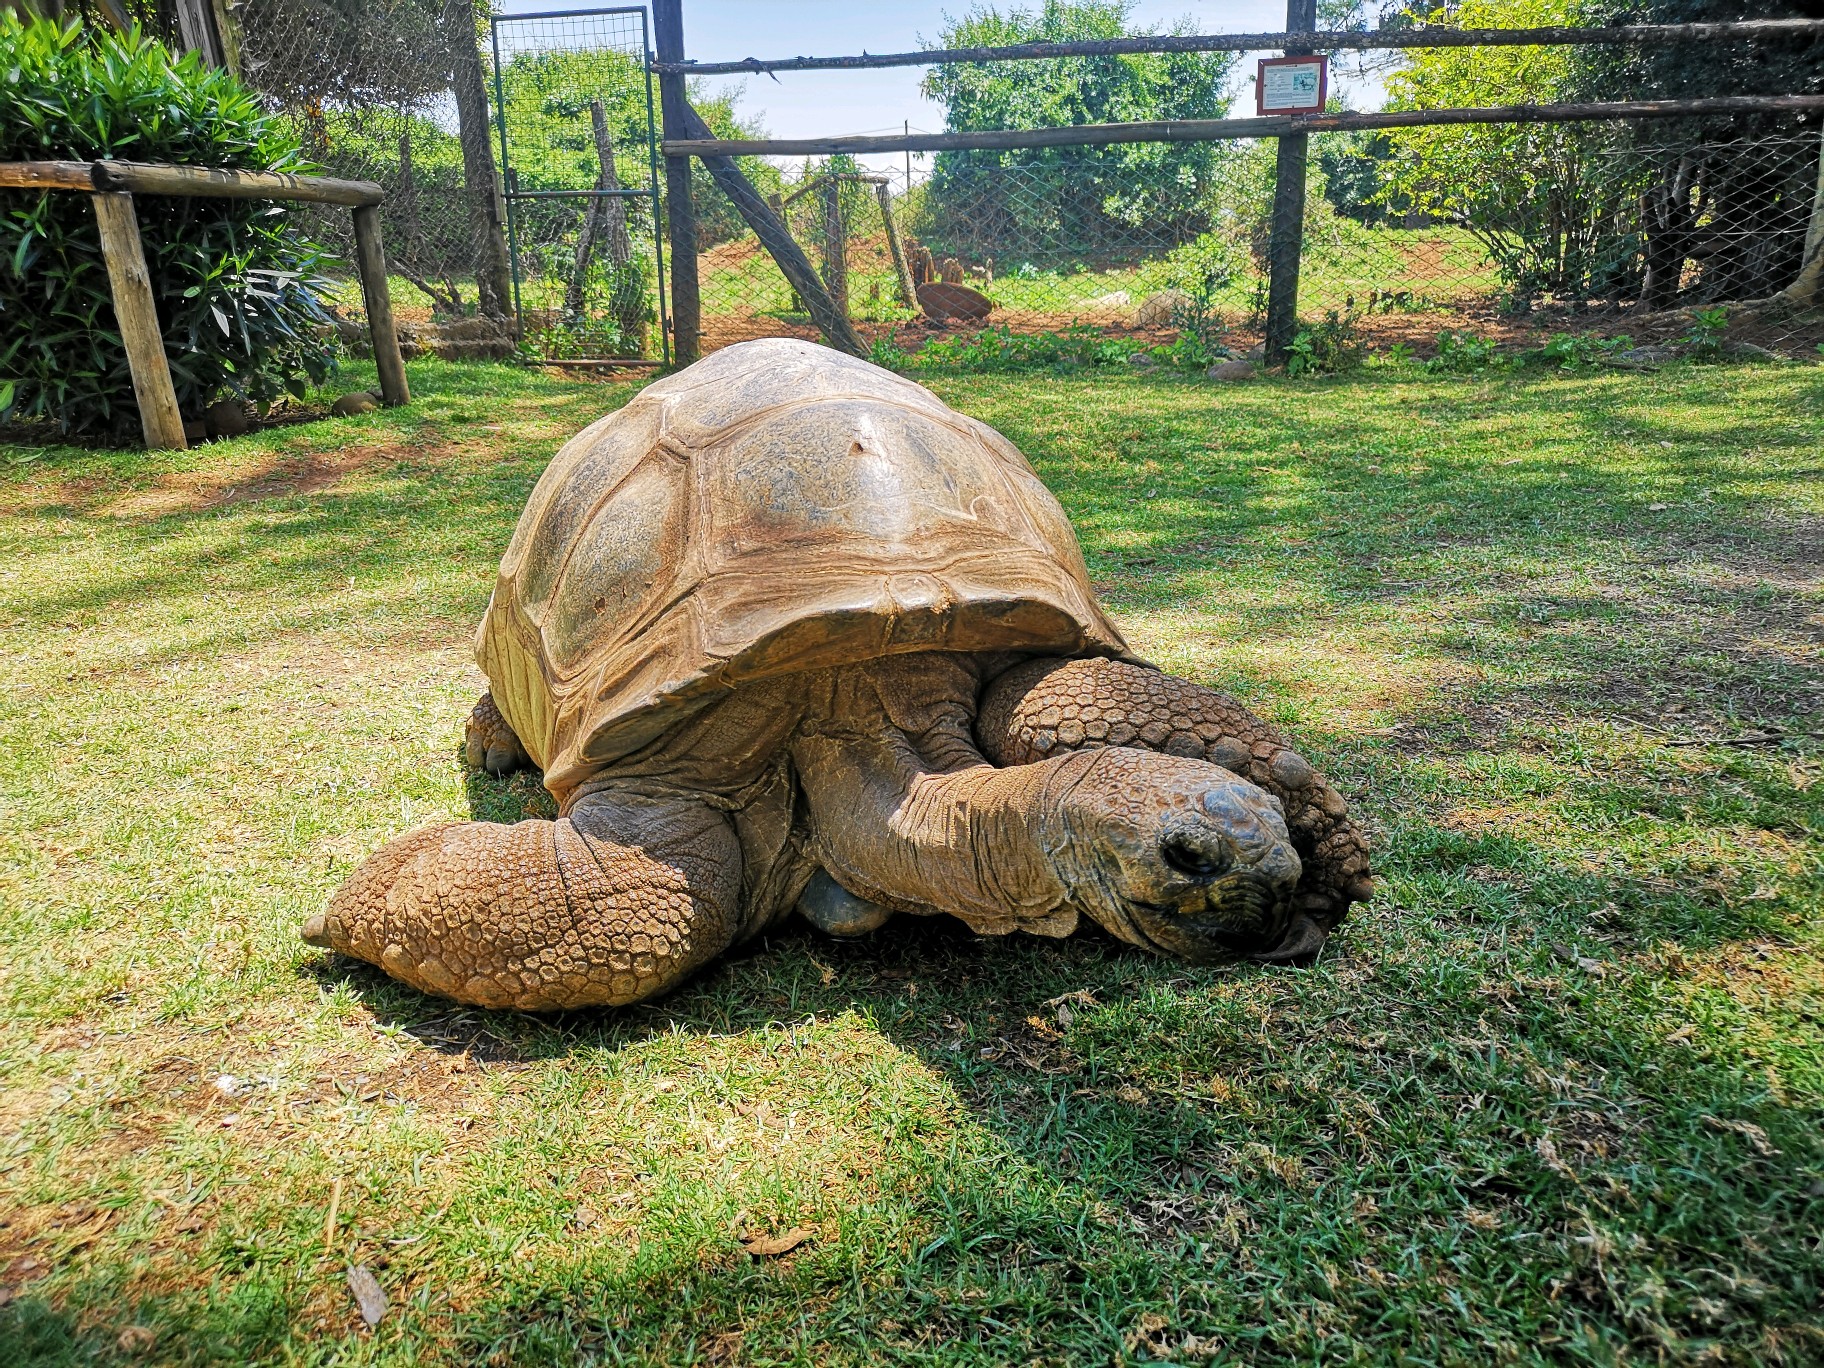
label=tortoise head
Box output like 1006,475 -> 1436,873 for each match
1046,748 -> 1303,961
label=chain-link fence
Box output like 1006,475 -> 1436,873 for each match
694,123 -> 1824,364
489,7 -> 666,362
223,0 -> 667,362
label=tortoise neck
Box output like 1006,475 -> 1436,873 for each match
789,657 -> 1077,937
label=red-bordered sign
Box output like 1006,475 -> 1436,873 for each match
1256,55 -> 1329,116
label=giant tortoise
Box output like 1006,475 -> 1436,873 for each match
303,339 -> 1372,1009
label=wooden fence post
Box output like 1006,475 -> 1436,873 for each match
91,191 -> 187,451
352,204 -> 411,406
1264,0 -> 1316,367
876,181 -> 917,307
653,0 -> 701,364
819,176 -> 848,315
678,104 -> 866,358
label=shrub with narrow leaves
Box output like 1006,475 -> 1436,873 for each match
0,17 -> 337,438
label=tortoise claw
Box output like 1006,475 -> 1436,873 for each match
1247,912 -> 1330,966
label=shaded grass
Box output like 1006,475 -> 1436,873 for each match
1,357 -> 1820,1365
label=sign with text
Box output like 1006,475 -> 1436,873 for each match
1256,55 -> 1329,116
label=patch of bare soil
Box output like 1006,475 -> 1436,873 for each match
20,442 -> 424,520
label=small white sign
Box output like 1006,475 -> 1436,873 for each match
1257,56 -> 1328,116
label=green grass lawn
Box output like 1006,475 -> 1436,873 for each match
2,357 -> 1821,1365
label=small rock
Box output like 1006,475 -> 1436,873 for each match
1207,360 -> 1256,381
1724,340 -> 1778,361
1133,287 -> 1190,328
1244,344 -> 1266,362
1127,353 -> 1157,369
213,1074 -> 241,1096
204,399 -> 249,438
331,392 -> 379,417
1616,345 -> 1675,365
346,1265 -> 388,1327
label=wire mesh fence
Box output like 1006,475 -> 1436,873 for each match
226,0 -> 667,362
693,123 -> 1824,366
230,0 -> 509,354
489,7 -> 667,361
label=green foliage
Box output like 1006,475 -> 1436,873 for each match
1315,129 -> 1411,226
1286,310 -> 1366,377
1681,304 -> 1731,362
0,16 -> 337,437
1425,328 -> 1509,374
1528,331 -> 1635,369
1376,0 -> 1643,308
867,331 -> 911,371
912,324 -> 1131,373
919,1 -> 1235,256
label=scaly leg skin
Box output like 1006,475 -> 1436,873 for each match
300,789 -> 741,1010
465,691 -> 531,776
977,657 -> 1372,959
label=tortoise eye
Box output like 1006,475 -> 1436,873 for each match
1161,833 -> 1230,880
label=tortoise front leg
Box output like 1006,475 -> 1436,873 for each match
464,691 -> 531,776
977,658 -> 1372,955
302,788 -> 741,1010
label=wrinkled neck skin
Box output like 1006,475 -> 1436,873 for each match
790,655 -> 1083,938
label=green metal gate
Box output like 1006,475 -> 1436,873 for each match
489,6 -> 670,364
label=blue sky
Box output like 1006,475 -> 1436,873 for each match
494,1 -> 1387,176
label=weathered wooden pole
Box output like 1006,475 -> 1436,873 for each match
876,181 -> 917,307
678,104 -> 866,357
653,0 -> 701,363
352,204 -> 411,406
91,191 -> 186,451
1264,0 -> 1316,366
820,175 -> 849,315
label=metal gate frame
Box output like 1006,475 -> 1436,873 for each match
489,6 -> 672,364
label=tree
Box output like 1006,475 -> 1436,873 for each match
1376,0 -> 1644,307
918,1 -> 1236,260
1571,1 -> 1824,305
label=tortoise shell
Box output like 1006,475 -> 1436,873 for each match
476,338 -> 1130,801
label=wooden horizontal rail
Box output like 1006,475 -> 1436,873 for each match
89,161 -> 383,205
0,159 -> 383,205
778,171 -> 889,208
0,157 -> 407,451
664,94 -> 1824,158
0,161 -> 95,192
651,18 -> 1824,76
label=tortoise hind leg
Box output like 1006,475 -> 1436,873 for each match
302,788 -> 741,1009
465,691 -> 531,776
977,657 -> 1372,952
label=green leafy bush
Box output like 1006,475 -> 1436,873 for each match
911,324 -> 1131,374
0,17 -> 337,437
1424,328 -> 1507,374
1527,332 -> 1634,370
1286,310 -> 1365,377
1680,305 -> 1730,362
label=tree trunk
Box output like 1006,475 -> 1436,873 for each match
565,101 -> 643,347
1779,122 -> 1824,306
1638,163 -> 1695,310
445,0 -> 514,322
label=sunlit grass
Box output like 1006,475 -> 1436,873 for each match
1,356 -> 1820,1364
